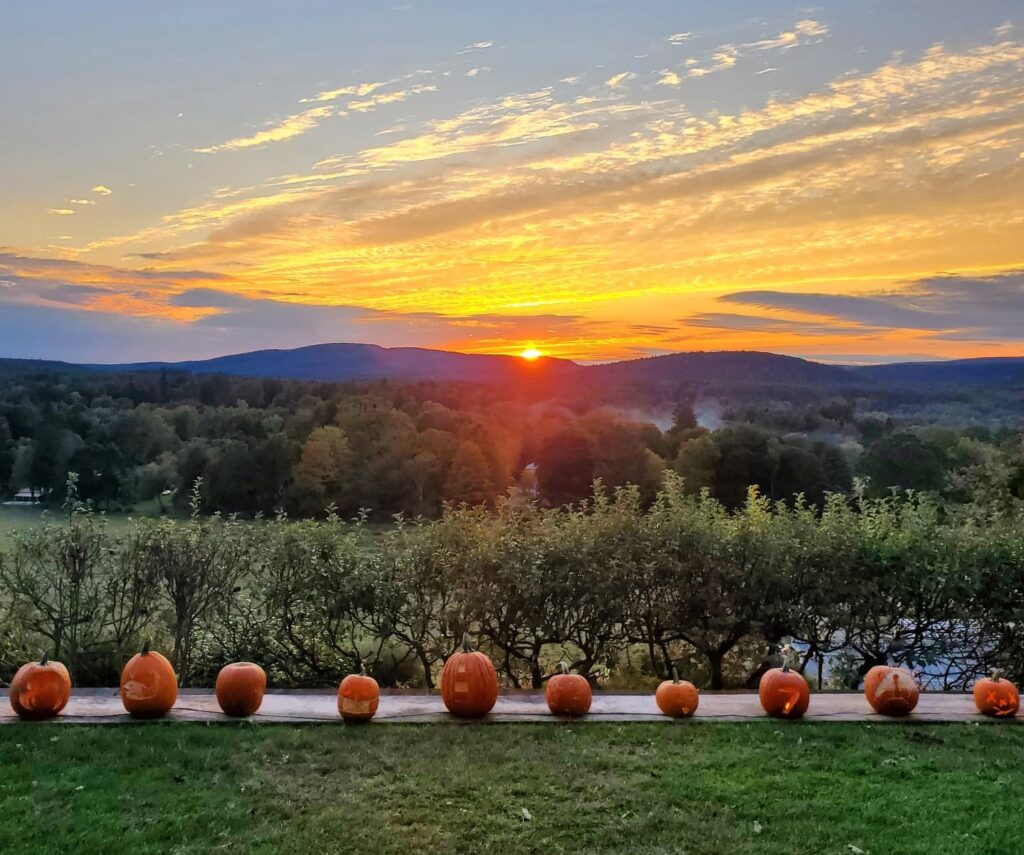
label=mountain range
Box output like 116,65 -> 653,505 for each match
2,343 -> 1024,390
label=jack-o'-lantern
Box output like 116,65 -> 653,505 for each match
120,641 -> 178,718
441,633 -> 498,718
758,663 -> 810,719
864,664 -> 919,717
8,654 -> 72,720
973,674 -> 1019,718
339,665 -> 380,722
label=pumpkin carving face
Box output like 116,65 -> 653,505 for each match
864,664 -> 919,717
655,666 -> 699,718
338,669 -> 380,722
8,654 -> 72,720
973,675 -> 1019,718
758,664 -> 810,719
120,642 -> 178,718
441,634 -> 498,718
215,662 -> 266,717
546,663 -> 592,717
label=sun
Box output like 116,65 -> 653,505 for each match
520,347 -> 543,361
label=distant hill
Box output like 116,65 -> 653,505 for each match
587,351 -> 856,389
1,345 -> 1023,392
848,357 -> 1024,386
90,343 -> 580,385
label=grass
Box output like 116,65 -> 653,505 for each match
1,722 -> 1022,854
0,505 -> 394,549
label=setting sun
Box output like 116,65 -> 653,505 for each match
520,347 -> 543,361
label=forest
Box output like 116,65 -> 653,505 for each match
2,365 -> 1022,517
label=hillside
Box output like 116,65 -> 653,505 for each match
2,345 -> 1023,393
90,343 -> 579,385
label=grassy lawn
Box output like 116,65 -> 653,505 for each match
0,723 -> 1021,854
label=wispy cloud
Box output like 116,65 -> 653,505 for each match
69,198 -> 97,206
91,185 -> 112,195
194,106 -> 334,153
347,84 -> 436,112
684,19 -> 829,78
48,208 -> 75,216
300,81 -> 387,104
667,32 -> 695,45
457,40 -> 494,54
606,71 -> 636,88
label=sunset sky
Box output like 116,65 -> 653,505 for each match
2,0 -> 1023,364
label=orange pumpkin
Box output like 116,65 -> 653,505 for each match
120,641 -> 178,718
758,663 -> 810,719
8,654 -> 72,720
215,662 -> 266,717
546,662 -> 592,717
864,664 -> 919,717
441,633 -> 498,718
973,674 -> 1019,718
338,667 -> 380,723
655,665 -> 699,718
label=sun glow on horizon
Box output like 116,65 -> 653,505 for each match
520,347 -> 543,361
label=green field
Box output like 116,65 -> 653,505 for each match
1,722 -> 1021,854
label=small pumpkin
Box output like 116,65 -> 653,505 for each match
655,664 -> 699,718
9,654 -> 72,720
120,641 -> 178,718
441,633 -> 498,718
546,662 -> 592,717
973,673 -> 1019,718
215,662 -> 267,717
864,664 -> 919,717
758,663 -> 810,719
338,664 -> 380,723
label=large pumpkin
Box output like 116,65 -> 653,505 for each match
864,664 -> 919,717
338,667 -> 380,722
215,662 -> 266,717
120,642 -> 178,718
655,665 -> 699,718
758,664 -> 810,719
441,633 -> 498,718
973,674 -> 1019,718
546,663 -> 592,717
8,654 -> 72,720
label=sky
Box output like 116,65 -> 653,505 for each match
2,0 -> 1023,365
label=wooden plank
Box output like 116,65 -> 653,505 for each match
1,691 -> 1019,724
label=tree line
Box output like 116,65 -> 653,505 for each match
3,367 -> 1022,517
3,474 -> 1022,691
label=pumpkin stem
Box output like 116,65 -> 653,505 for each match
991,669 -> 1004,682
669,663 -> 680,684
781,662 -> 791,673
39,652 -> 49,666
461,632 -> 473,653
141,639 -> 151,655
559,661 -> 570,676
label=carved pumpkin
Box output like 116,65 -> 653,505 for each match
973,674 -> 1019,718
8,654 -> 72,720
215,662 -> 266,717
655,665 -> 699,718
546,662 -> 592,717
441,633 -> 498,718
120,641 -> 178,718
864,664 -> 919,717
758,663 -> 810,719
338,667 -> 380,722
